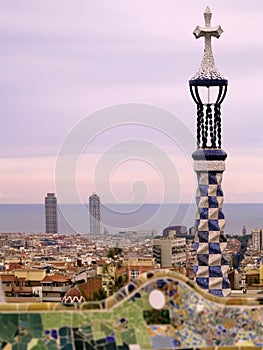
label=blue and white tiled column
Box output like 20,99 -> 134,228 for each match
193,149 -> 231,297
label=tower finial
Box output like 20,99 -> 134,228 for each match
189,7 -> 228,148
190,7 -> 226,85
204,6 -> 212,27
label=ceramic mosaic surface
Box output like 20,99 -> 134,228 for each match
193,149 -> 231,297
0,270 -> 262,349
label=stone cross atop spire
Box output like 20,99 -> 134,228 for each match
190,7 -> 227,85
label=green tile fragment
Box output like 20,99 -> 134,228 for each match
93,331 -> 106,341
80,324 -> 92,335
18,331 -> 33,345
0,314 -> 18,342
105,342 -> 117,350
113,307 -> 121,315
42,312 -> 72,329
72,311 -> 91,327
101,324 -> 113,336
115,330 -> 123,346
19,313 -> 43,338
136,299 -> 144,308
134,329 -> 151,349
91,319 -> 101,333
29,338 -> 49,350
121,329 -> 136,344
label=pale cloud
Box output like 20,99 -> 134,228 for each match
0,151 -> 262,204
0,1 -> 262,203
0,157 -> 56,203
224,154 -> 263,203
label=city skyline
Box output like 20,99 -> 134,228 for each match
1,1 -> 263,205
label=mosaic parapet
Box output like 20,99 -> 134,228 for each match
0,270 -> 262,349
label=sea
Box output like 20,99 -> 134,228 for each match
0,203 -> 262,236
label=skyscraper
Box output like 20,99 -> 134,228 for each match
251,228 -> 263,251
45,193 -> 58,233
89,193 -> 101,235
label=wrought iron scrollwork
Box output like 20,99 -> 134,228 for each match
189,84 -> 227,148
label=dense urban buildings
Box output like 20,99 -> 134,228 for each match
89,193 -> 101,235
163,225 -> 187,237
0,229 -> 261,303
45,193 -> 58,234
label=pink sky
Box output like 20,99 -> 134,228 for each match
1,0 -> 263,204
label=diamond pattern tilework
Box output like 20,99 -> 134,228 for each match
194,170 -> 231,297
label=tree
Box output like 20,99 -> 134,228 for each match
101,262 -> 127,296
232,235 -> 250,270
92,288 -> 107,301
106,247 -> 122,259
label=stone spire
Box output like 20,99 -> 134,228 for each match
189,8 -> 231,297
190,7 -> 227,85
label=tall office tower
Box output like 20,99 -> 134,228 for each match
251,228 -> 263,251
89,193 -> 101,235
45,193 -> 58,233
242,225 -> 247,236
189,7 -> 231,296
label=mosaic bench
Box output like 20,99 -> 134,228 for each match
0,270 -> 262,349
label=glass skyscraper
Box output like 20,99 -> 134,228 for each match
89,193 -> 101,235
45,193 -> 58,233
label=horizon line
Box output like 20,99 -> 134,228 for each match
0,202 -> 262,205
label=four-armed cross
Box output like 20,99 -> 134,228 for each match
192,7 -> 225,81
194,6 -> 223,55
